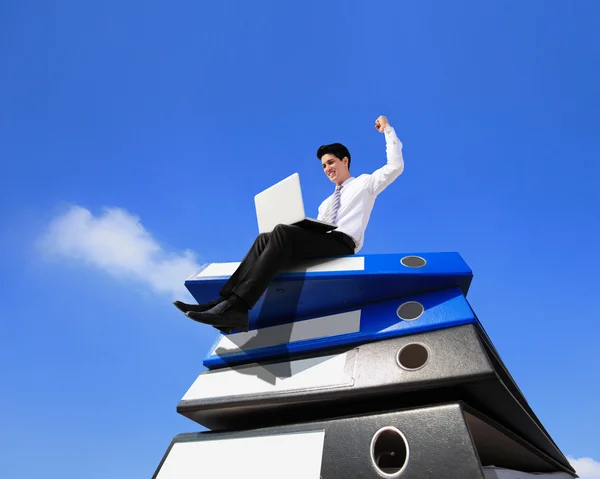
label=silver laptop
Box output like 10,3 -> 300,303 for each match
254,173 -> 337,233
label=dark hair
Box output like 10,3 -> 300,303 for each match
316,143 -> 351,170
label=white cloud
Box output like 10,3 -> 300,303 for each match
38,205 -> 201,298
568,456 -> 600,479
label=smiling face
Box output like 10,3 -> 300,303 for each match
317,142 -> 352,186
321,153 -> 350,186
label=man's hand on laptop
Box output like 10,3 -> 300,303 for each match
375,115 -> 390,133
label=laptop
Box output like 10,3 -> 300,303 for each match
254,173 -> 338,233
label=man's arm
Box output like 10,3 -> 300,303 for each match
365,115 -> 404,196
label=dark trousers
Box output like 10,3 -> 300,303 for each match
220,224 -> 355,309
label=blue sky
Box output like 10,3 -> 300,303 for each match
1,1 -> 599,477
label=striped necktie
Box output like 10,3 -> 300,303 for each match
322,185 -> 343,225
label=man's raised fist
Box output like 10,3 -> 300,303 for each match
375,115 -> 390,132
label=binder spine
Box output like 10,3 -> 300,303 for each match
203,287 -> 476,369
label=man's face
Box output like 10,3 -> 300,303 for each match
321,153 -> 349,185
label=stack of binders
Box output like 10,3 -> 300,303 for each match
152,253 -> 577,479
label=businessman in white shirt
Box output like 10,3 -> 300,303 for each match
174,115 -> 405,333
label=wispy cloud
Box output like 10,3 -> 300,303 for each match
38,205 -> 201,298
568,456 -> 600,479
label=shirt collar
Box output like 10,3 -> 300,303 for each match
339,176 -> 355,188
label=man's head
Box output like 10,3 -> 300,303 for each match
316,143 -> 351,186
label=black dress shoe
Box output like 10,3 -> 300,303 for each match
173,298 -> 234,334
214,326 -> 235,335
173,298 -> 224,314
185,299 -> 249,333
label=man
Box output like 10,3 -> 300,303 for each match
173,115 -> 405,332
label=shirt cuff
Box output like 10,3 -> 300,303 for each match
384,126 -> 402,146
384,126 -> 398,139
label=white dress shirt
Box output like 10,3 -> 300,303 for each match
317,126 -> 404,253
